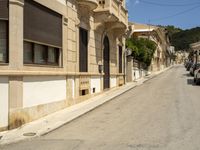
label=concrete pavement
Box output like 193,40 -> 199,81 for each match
0,67 -> 171,146
2,65 -> 200,150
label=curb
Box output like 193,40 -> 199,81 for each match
0,66 -> 173,146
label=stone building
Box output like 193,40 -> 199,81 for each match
190,41 -> 200,63
126,22 -> 171,82
130,22 -> 169,71
0,0 -> 128,130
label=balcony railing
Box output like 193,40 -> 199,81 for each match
95,0 -> 128,28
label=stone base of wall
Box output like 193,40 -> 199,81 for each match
0,126 -> 8,132
0,74 -> 125,131
9,99 -> 68,129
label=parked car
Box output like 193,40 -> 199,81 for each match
186,61 -> 193,71
190,63 -> 200,76
194,68 -> 200,85
184,60 -> 189,68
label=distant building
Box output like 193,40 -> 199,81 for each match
175,51 -> 189,64
127,22 -> 172,76
190,41 -> 200,63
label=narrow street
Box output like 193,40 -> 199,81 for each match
2,65 -> 200,150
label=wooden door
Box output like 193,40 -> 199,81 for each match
103,36 -> 110,89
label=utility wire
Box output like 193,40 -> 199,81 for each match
140,0 -> 200,7
150,4 -> 200,22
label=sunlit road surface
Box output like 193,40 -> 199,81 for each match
2,65 -> 200,150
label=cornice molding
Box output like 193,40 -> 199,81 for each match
9,0 -> 24,7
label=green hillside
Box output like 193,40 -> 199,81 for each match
165,26 -> 200,51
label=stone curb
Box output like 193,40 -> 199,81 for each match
0,66 -> 173,146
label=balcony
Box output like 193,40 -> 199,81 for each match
94,0 -> 128,31
77,0 -> 98,11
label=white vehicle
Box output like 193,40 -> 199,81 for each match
194,68 -> 200,85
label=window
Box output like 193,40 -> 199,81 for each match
0,20 -> 8,63
48,47 -> 59,64
119,45 -> 123,73
34,44 -> 47,64
0,0 -> 9,19
24,0 -> 62,47
24,41 -> 33,64
23,0 -> 62,66
24,41 -> 60,65
79,27 -> 88,72
0,0 -> 9,63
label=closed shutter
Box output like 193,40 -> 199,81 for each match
0,0 -> 9,20
24,0 -> 62,47
79,27 -> 88,72
119,46 -> 122,73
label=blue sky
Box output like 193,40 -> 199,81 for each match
127,0 -> 200,29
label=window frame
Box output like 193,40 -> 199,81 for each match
23,40 -> 61,66
0,20 -> 9,64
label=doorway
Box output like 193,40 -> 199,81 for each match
103,36 -> 110,89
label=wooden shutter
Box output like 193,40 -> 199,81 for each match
79,27 -> 88,72
0,0 -> 9,20
119,46 -> 122,73
24,0 -> 62,47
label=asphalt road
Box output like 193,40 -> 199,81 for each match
2,65 -> 200,150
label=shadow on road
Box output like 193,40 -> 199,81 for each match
182,73 -> 191,77
183,72 -> 199,86
186,78 -> 199,86
187,79 -> 195,86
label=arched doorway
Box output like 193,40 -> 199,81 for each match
103,36 -> 110,89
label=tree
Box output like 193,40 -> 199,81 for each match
164,26 -> 200,51
126,37 -> 157,66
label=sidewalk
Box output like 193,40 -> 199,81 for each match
0,66 -> 173,146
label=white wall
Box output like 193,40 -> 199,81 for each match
23,76 -> 67,108
90,77 -> 101,94
161,65 -> 164,71
0,77 -> 8,128
133,69 -> 140,80
110,76 -> 117,88
72,77 -> 75,98
68,76 -> 75,98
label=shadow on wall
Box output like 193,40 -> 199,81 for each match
94,28 -> 104,70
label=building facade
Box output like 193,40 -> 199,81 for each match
131,23 -> 170,71
190,41 -> 200,63
0,0 -> 128,130
126,22 -> 171,82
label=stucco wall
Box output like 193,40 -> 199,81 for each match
0,77 -> 8,128
57,0 -> 66,5
90,77 -> 101,94
67,76 -> 75,99
23,76 -> 67,108
133,68 -> 140,80
66,0 -> 78,72
110,76 -> 117,88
